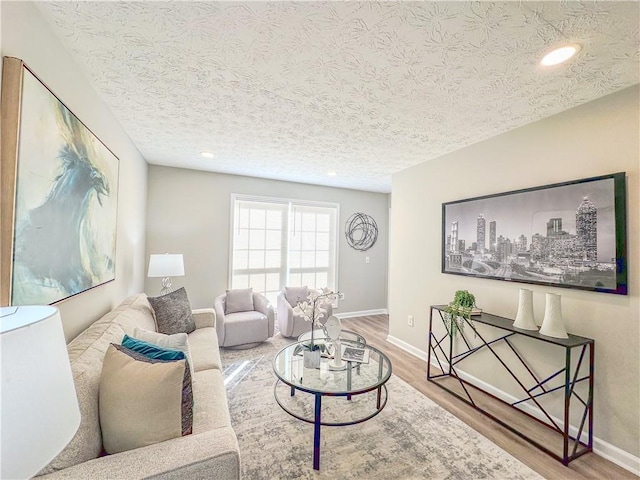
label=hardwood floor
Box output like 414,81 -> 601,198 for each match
340,314 -> 637,480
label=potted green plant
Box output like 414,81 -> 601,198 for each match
443,290 -> 476,337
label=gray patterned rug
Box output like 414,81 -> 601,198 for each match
221,335 -> 543,480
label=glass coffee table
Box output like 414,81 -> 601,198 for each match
297,328 -> 366,346
272,340 -> 392,470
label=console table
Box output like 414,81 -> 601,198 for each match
427,305 -> 594,465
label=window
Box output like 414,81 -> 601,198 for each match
230,195 -> 338,305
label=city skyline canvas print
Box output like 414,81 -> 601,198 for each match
442,173 -> 627,295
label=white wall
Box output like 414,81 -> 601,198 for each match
1,2 -> 148,341
145,166 -> 389,315
390,85 -> 639,461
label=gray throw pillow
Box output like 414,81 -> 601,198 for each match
225,288 -> 254,314
148,287 -> 196,335
285,286 -> 309,307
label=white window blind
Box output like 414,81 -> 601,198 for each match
230,195 -> 338,305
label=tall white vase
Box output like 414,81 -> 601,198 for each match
539,293 -> 568,339
513,288 -> 537,330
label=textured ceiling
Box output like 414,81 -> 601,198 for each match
37,1 -> 639,193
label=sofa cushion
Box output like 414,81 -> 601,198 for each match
187,327 -> 221,372
148,287 -> 196,335
133,327 -> 195,375
221,311 -> 269,347
191,369 -> 231,434
224,288 -> 254,314
99,344 -> 193,455
112,295 -> 157,336
284,286 -> 309,307
39,321 -> 127,475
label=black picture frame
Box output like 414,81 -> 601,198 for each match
442,172 -> 627,295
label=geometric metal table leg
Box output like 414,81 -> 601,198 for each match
313,394 -> 322,470
563,347 -> 571,465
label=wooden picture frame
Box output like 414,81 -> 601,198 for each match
1,57 -> 119,306
442,173 -> 627,295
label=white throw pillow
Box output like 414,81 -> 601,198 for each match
285,286 -> 309,307
225,288 -> 254,314
99,344 -> 192,455
133,328 -> 194,375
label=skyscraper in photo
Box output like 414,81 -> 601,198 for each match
576,197 -> 597,261
518,235 -> 528,252
477,215 -> 486,253
450,221 -> 459,252
489,221 -> 496,252
547,218 -> 563,237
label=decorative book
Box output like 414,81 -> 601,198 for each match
341,344 -> 370,364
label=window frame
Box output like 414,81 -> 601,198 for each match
228,193 -> 340,302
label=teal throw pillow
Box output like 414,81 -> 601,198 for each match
121,335 -> 186,362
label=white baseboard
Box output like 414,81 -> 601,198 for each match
386,335 -> 640,476
596,443 -> 640,477
386,334 -> 428,362
334,308 -> 388,319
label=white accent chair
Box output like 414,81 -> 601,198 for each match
214,289 -> 275,348
277,286 -> 333,338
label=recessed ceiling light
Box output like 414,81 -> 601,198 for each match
539,44 -> 581,66
327,171 -> 337,176
200,151 -> 215,158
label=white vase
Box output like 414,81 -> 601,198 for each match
303,349 -> 321,368
539,293 -> 568,339
513,289 -> 538,331
329,338 -> 346,370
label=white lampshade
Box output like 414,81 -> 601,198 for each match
1,306 -> 80,479
147,254 -> 185,277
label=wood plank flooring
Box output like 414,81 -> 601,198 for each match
340,314 -> 637,480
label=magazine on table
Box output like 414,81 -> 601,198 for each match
340,344 -> 370,364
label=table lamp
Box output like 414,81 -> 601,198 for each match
148,253 -> 185,295
1,306 -> 80,479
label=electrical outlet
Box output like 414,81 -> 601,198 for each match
408,315 -> 414,327
338,292 -> 345,300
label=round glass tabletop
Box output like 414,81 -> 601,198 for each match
273,340 -> 392,395
297,328 -> 366,346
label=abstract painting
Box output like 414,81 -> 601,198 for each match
442,173 -> 627,295
1,57 -> 119,305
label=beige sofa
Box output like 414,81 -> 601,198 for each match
38,294 -> 240,479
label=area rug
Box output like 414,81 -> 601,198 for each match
221,335 -> 543,480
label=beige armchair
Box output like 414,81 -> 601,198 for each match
277,286 -> 333,338
214,288 -> 275,348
